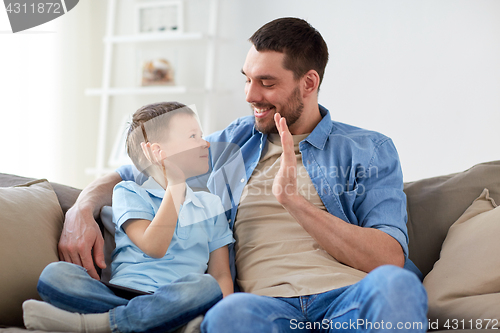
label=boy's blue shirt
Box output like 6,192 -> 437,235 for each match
110,177 -> 234,293
117,105 -> 422,281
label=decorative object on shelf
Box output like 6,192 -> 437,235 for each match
140,58 -> 176,86
136,0 -> 184,34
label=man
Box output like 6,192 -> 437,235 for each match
60,17 -> 427,332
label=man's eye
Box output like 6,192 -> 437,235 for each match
262,82 -> 274,88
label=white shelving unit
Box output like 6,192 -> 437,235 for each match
85,0 -> 219,177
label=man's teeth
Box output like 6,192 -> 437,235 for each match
255,107 -> 272,113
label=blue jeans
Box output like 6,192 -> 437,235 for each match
37,262 -> 222,333
202,265 -> 427,333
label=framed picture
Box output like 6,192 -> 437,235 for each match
136,0 -> 184,34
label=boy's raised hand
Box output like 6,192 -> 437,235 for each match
141,142 -> 186,187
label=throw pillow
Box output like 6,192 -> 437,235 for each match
404,160 -> 500,277
423,188 -> 500,328
0,179 -> 64,327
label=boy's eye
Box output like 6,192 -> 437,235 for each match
190,134 -> 196,138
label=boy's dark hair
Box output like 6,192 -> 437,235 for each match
126,102 -> 195,175
249,17 -> 329,88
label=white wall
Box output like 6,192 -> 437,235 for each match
1,0 -> 499,188
0,1 -> 105,189
214,0 -> 500,182
0,10 -> 60,182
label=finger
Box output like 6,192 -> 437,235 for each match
156,149 -> 167,165
162,161 -> 168,184
143,142 -> 156,164
58,245 -> 68,263
58,236 -> 84,266
80,249 -> 100,280
280,117 -> 290,133
279,118 -> 296,165
92,233 -> 107,270
67,247 -> 84,267
274,113 -> 280,131
141,142 -> 151,162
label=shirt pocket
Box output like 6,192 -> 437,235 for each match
176,222 -> 192,240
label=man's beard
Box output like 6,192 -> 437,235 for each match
253,86 -> 304,134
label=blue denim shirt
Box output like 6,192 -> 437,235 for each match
117,104 -> 419,284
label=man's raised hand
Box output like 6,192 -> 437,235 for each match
272,113 -> 299,205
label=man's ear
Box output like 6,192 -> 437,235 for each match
302,69 -> 320,97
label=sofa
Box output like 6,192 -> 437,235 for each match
1,160 -> 499,332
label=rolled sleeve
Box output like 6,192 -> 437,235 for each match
112,181 -> 155,229
354,139 -> 409,257
115,165 -> 135,181
116,165 -> 148,185
208,210 -> 234,253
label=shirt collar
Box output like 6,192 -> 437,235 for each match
303,104 -> 334,150
141,177 -> 205,208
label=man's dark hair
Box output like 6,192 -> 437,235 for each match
126,101 -> 195,175
249,17 -> 329,88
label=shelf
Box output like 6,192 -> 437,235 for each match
86,0 -> 220,180
85,86 -> 194,96
104,32 -> 204,44
84,167 -> 116,176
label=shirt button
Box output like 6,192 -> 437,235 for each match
240,178 -> 245,183
228,219 -> 232,223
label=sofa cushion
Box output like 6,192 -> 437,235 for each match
423,189 -> 500,327
0,173 -> 81,216
0,180 -> 64,327
403,160 -> 500,277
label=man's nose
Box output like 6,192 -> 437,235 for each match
245,81 -> 262,104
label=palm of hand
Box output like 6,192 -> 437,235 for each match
141,142 -> 186,186
272,114 -> 298,204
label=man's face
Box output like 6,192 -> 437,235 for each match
242,46 -> 304,134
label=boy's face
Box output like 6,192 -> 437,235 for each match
160,113 -> 210,179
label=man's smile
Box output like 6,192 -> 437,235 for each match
252,105 -> 275,118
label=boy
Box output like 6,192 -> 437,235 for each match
23,102 -> 233,333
